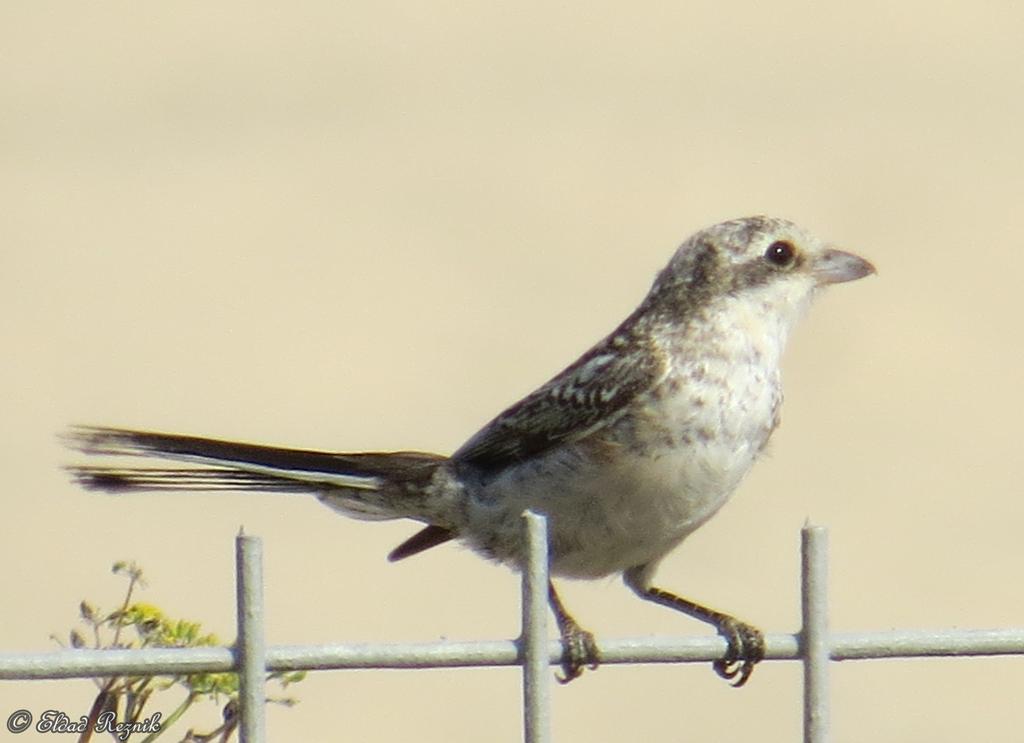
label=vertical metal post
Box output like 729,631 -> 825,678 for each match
236,532 -> 266,743
801,524 -> 830,743
521,511 -> 551,743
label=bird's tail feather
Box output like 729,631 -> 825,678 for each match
63,426 -> 447,522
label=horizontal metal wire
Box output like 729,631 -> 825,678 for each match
4,628 -> 1023,681
5,522 -> 1024,743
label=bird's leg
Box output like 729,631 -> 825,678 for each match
624,569 -> 764,687
547,581 -> 600,683
643,587 -> 764,686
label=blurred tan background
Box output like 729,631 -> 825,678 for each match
3,1 -> 1023,741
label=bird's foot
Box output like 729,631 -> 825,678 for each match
712,617 -> 764,687
555,621 -> 601,684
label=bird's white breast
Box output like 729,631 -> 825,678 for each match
464,289 -> 801,578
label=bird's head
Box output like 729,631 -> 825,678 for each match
648,216 -> 875,335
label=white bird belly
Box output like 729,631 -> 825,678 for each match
464,349 -> 781,578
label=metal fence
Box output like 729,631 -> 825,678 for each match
3,513 -> 1023,743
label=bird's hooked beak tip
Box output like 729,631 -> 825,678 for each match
813,248 -> 876,286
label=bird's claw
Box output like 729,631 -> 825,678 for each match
556,624 -> 600,684
712,617 -> 764,687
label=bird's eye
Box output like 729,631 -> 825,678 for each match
764,240 -> 796,267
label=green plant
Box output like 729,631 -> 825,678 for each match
55,561 -> 304,742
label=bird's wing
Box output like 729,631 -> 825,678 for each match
453,337 -> 665,474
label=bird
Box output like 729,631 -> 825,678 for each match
65,215 -> 875,686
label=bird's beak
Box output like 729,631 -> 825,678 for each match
812,248 -> 876,285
